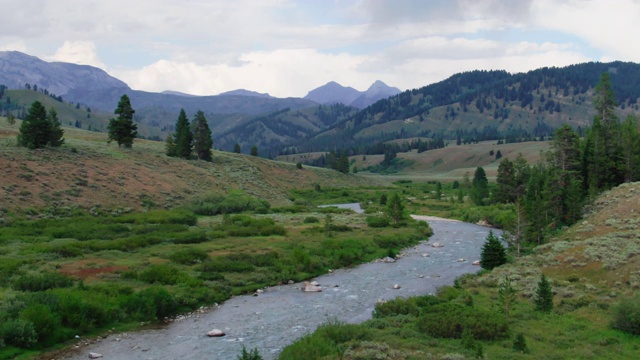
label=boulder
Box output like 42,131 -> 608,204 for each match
302,282 -> 322,292
457,258 -> 465,262
310,281 -> 319,286
422,253 -> 430,257
393,284 -> 401,289
382,256 -> 396,263
207,329 -> 225,337
472,260 -> 481,266
88,353 -> 103,359
431,242 -> 443,248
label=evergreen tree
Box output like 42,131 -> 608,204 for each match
620,114 -> 640,182
493,158 -> 516,203
165,134 -> 176,157
250,145 -> 258,156
534,274 -> 553,313
107,94 -> 138,148
173,109 -> 193,159
386,193 -> 405,227
233,143 -> 241,153
584,72 -> 623,192
498,276 -> 517,320
18,101 -> 51,149
524,163 -> 551,245
470,167 -> 489,205
513,333 -> 529,353
480,230 -> 506,270
192,110 -> 212,161
47,108 -> 64,147
336,151 -> 349,173
549,125 -> 583,225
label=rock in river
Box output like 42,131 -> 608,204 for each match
207,329 -> 225,337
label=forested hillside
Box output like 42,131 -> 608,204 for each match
283,61 -> 640,157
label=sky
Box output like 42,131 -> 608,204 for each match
2,0 -> 639,98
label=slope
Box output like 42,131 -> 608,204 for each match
0,118 -> 383,214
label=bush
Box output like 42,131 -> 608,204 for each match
190,192 -> 270,215
169,248 -> 209,265
303,216 -> 320,224
611,294 -> 640,335
0,319 -> 37,348
238,346 -> 263,360
12,272 -> 74,292
19,303 -> 61,341
366,216 -> 389,228
123,286 -> 178,321
373,297 -> 420,318
138,264 -> 186,285
172,231 -> 210,244
418,302 -> 508,340
201,258 -> 254,273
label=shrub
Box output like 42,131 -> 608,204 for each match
373,297 -> 420,318
123,286 -> 178,321
12,272 -> 74,292
366,216 -> 389,228
611,294 -> 640,335
238,346 -> 263,360
303,216 -> 320,224
169,248 -> 209,265
138,264 -> 186,285
19,303 -> 61,341
0,319 -> 37,348
513,333 -> 529,353
171,231 -> 210,244
201,258 -> 254,273
418,302 -> 508,340
190,192 -> 270,215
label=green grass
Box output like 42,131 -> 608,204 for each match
0,198 -> 430,358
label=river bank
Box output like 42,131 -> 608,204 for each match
61,218 -> 496,360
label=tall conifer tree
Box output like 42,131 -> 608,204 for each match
173,109 -> 193,159
107,95 -> 137,148
192,110 -> 212,161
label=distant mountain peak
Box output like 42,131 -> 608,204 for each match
218,89 -> 272,98
304,80 -> 400,108
161,90 -> 197,97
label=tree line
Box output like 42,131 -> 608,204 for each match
469,72 -> 640,250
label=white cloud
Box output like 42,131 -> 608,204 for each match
47,41 -> 106,68
530,0 -> 640,61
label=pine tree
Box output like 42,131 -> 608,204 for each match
233,143 -> 241,153
470,166 -> 489,205
386,193 -> 405,227
498,276 -> 517,320
620,114 -> 640,182
165,134 -> 176,157
493,158 -> 516,203
18,101 -> 51,149
173,109 -> 192,159
250,145 -> 258,157
47,108 -> 64,147
480,230 -> 506,270
513,333 -> 529,353
534,274 -> 553,313
192,110 -> 212,161
107,95 -> 138,148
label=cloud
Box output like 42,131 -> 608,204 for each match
112,49 -> 371,97
47,41 -> 106,68
530,0 -> 640,61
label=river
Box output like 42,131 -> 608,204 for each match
64,216 -> 497,360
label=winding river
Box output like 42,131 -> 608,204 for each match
65,216 -> 497,360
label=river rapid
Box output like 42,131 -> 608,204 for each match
65,217 -> 497,360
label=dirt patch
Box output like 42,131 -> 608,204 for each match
59,259 -> 127,281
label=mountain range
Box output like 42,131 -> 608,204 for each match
2,50 -> 640,160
